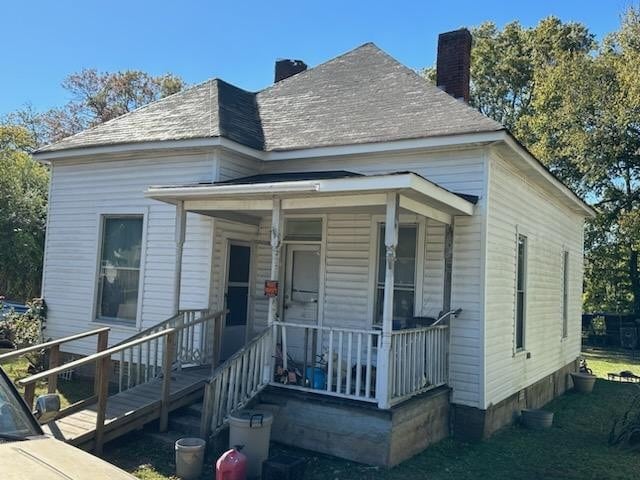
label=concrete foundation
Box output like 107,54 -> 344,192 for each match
256,386 -> 450,467
452,358 -> 579,441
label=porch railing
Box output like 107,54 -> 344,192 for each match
113,308 -> 226,393
389,325 -> 449,405
273,321 -> 381,402
200,326 -> 273,437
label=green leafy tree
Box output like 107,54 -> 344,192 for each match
0,125 -> 48,301
7,70 -> 185,146
424,10 -> 640,315
521,9 -> 640,314
1,69 -> 185,301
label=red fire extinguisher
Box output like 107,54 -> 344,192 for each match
216,445 -> 247,480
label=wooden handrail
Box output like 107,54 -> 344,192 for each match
0,327 -> 110,362
19,328 -> 174,386
273,321 -> 381,336
112,308 -> 225,348
390,325 -> 449,335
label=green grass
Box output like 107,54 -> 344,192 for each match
39,349 -> 640,480
583,347 -> 640,379
2,357 -> 93,408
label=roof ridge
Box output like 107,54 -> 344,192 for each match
364,45 -> 505,130
256,42 -> 379,95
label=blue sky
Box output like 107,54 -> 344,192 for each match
0,0 -> 628,115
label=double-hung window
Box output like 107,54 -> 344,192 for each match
562,250 -> 569,338
96,216 -> 143,323
375,224 -> 417,326
515,234 -> 527,351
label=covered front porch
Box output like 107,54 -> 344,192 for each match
145,171 -> 476,410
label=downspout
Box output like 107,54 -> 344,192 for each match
173,201 -> 186,314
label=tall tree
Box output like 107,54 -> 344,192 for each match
0,125 -> 48,301
521,9 -> 640,313
1,69 -> 185,301
7,70 -> 185,146
424,11 -> 639,315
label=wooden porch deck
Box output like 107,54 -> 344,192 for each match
45,367 -> 210,451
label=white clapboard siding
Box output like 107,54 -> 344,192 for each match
43,153 -> 216,355
323,214 -> 372,330
218,150 -> 262,181
422,219 -> 446,317
483,152 -> 584,408
263,148 -> 486,406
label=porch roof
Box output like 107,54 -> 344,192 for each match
144,171 -> 477,225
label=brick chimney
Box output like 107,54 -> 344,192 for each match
274,59 -> 308,82
436,28 -> 472,102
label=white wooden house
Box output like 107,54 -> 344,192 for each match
35,29 -> 594,465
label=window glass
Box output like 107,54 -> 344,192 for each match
515,234 -> 527,350
96,216 -> 143,322
375,225 -> 418,326
284,218 -> 322,241
0,373 -> 39,438
562,251 -> 569,338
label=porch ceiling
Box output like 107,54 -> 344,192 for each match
144,171 -> 477,225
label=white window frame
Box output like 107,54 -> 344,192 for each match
562,250 -> 570,339
369,214 -> 426,327
92,208 -> 148,330
514,233 -> 528,352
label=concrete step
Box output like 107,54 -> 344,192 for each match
168,413 -> 202,437
146,430 -> 187,448
180,401 -> 203,418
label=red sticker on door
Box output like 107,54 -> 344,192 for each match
264,280 -> 279,297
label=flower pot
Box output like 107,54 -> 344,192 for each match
521,409 -> 554,430
571,372 -> 596,393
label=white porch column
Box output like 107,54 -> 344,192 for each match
173,200 -> 186,314
267,197 -> 283,326
377,192 -> 399,409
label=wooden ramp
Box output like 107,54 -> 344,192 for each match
3,309 -> 228,454
46,367 -> 210,451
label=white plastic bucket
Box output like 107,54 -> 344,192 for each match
175,437 -> 206,480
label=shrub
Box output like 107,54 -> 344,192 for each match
0,297 -> 48,373
609,385 -> 640,450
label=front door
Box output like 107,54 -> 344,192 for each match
222,242 -> 251,360
283,244 -> 320,361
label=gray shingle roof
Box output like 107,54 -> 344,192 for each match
37,43 -> 503,154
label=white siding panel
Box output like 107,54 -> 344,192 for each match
323,214 -> 372,330
218,151 -> 261,181
43,153 -> 215,355
484,152 -> 584,407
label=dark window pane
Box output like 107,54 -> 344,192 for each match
226,286 -> 248,326
97,216 -> 143,322
102,217 -> 143,268
517,236 -> 526,291
285,219 -> 322,241
377,225 -> 417,285
516,291 -> 525,348
515,234 -> 527,349
375,287 -> 415,327
228,245 -> 250,283
376,224 -> 418,326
